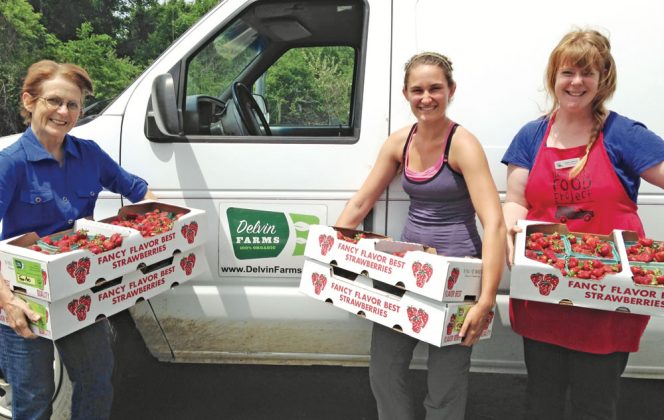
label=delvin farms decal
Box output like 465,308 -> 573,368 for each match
219,203 -> 326,277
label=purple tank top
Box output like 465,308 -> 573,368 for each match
401,123 -> 482,257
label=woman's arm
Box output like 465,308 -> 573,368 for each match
449,128 -> 506,346
335,129 -> 406,229
503,164 -> 530,266
641,161 -> 664,189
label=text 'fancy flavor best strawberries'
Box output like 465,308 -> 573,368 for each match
0,201 -> 207,301
299,258 -> 493,347
304,225 -> 482,302
0,246 -> 209,340
511,220 -> 664,316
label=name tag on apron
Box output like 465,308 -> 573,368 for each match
554,158 -> 580,170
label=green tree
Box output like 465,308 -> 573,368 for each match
0,0 -> 57,134
56,22 -> 141,101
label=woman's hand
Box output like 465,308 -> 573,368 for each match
0,287 -> 40,339
458,300 -> 494,347
506,224 -> 523,267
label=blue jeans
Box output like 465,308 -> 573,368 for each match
0,319 -> 114,420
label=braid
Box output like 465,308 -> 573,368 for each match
569,108 -> 606,178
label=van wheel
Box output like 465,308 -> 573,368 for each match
0,349 -> 72,419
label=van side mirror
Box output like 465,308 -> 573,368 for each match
146,73 -> 183,139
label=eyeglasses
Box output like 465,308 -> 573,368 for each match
37,96 -> 81,113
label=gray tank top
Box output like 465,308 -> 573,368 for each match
401,123 -> 482,257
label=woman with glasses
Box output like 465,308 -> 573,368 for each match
0,60 -> 155,420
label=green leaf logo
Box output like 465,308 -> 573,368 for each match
226,208 -> 289,259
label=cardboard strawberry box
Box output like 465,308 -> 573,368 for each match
300,258 -> 493,347
304,225 -> 482,302
510,220 -> 664,316
0,201 -> 206,301
0,246 -> 208,340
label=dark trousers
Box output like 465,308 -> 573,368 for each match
523,337 -> 628,420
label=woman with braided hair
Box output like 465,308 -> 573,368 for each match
336,52 -> 505,419
502,29 -> 664,419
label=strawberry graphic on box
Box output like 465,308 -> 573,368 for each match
179,253 -> 197,275
75,304 -> 87,321
67,299 -> 78,315
529,272 -> 560,296
67,296 -> 91,322
412,261 -> 433,288
79,295 -> 92,312
406,306 -> 429,333
41,270 -> 47,286
311,272 -> 327,295
180,221 -> 199,244
447,267 -> 460,290
318,234 -> 334,256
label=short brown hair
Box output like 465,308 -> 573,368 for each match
20,60 -> 93,124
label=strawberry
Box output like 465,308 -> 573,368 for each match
576,270 -> 591,279
180,258 -> 187,270
41,270 -> 47,286
411,261 -> 422,277
188,254 -> 196,266
311,273 -> 327,295
186,230 -> 195,244
79,295 -> 92,311
544,274 -> 559,289
75,304 -> 87,321
634,275 -> 653,285
66,261 -> 78,278
446,322 -> 454,335
538,282 -> 553,296
67,299 -> 79,315
597,243 -> 612,257
639,238 -> 654,247
78,257 -> 91,274
74,266 -> 87,284
530,273 -> 543,286
423,263 -> 433,279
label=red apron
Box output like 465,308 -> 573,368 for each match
510,115 -> 649,354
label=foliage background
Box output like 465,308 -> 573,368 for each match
0,0 -> 218,136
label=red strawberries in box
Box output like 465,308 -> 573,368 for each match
0,201 -> 206,301
511,220 -> 664,316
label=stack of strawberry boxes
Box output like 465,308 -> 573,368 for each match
0,201 -> 208,339
511,219 -> 664,315
300,225 -> 493,347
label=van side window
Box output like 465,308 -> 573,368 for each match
178,0 -> 364,141
262,46 -> 354,129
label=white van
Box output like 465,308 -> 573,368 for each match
2,0 -> 664,416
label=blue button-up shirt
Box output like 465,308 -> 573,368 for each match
0,127 -> 149,240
